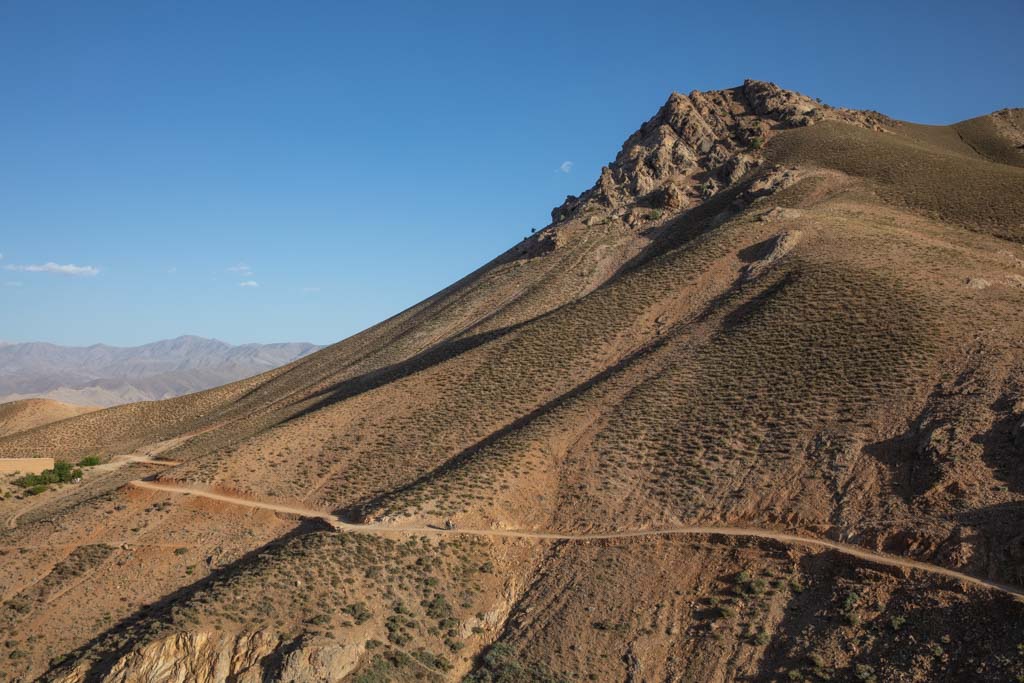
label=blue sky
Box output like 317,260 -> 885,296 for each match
2,1 -> 1021,347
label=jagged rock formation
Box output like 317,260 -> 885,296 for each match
54,631 -> 364,683
741,229 -> 803,282
54,631 -> 279,683
550,79 -> 890,225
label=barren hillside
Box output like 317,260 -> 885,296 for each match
1,80 -> 1023,683
0,399 -> 99,438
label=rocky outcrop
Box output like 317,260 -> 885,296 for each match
53,631 -> 278,683
551,79 -> 892,225
53,630 -> 365,683
741,230 -> 803,282
278,639 -> 366,682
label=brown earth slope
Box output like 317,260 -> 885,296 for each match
1,80 -> 1023,683
0,399 -> 99,438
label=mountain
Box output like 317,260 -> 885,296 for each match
0,336 -> 323,407
1,80 -> 1023,682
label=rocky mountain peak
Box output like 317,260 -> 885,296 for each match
550,80 -> 891,224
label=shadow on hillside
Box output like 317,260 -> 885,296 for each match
609,181 -> 748,282
284,192 -> 743,429
862,429 -> 941,505
166,173 -> 784,464
150,235 -> 560,448
978,395 -> 1024,494
154,194 -> 741,466
45,518 -> 331,682
751,550 -> 848,681
336,319 -> 678,522
282,319 -> 533,424
860,392 -> 944,504
954,500 -> 1024,588
752,550 -> 1024,682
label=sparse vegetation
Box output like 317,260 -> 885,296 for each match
3,80 -> 1024,683
12,460 -> 82,492
466,643 -> 559,682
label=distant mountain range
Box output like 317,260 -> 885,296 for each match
0,335 -> 322,406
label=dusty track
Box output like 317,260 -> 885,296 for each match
130,480 -> 1024,600
4,456 -> 180,530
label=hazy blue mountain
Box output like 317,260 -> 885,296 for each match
0,335 -> 322,406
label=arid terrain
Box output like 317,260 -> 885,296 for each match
0,400 -> 98,439
1,80 -> 1023,682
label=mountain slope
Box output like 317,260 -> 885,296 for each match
1,81 -> 1023,682
0,336 -> 322,407
0,399 -> 99,438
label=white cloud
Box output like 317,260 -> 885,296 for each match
239,280 -> 259,288
4,262 -> 99,276
559,161 -> 573,173
228,263 -> 252,275
167,267 -> 177,274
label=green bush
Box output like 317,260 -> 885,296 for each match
716,605 -> 736,619
77,456 -> 102,467
855,664 -> 877,682
343,602 -> 372,625
424,593 -> 453,621
465,643 -> 559,682
13,461 -> 82,489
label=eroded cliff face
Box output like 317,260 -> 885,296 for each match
550,79 -> 890,224
53,630 -> 365,683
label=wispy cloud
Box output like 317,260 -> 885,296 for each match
228,263 -> 252,275
239,280 -> 259,288
559,161 -> 573,174
167,267 -> 177,274
4,281 -> 22,288
4,262 -> 99,276
301,287 -> 321,293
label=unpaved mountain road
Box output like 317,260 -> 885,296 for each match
1,428 -> 200,530
4,455 -> 180,530
130,480 -> 1024,600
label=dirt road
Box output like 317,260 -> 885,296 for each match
4,455 -> 180,530
129,480 -> 1024,599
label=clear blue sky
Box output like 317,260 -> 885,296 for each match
2,1 -> 1021,346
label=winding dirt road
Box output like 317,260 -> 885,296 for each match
129,480 -> 1024,600
4,456 -> 181,530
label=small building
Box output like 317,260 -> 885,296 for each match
0,458 -> 55,475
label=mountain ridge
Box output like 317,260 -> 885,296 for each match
1,80 -> 1023,682
0,335 -> 322,407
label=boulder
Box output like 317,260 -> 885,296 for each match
649,183 -> 686,210
278,641 -> 366,682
